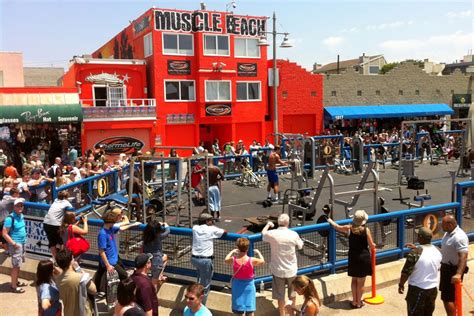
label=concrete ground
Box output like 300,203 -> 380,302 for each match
1,260 -> 473,315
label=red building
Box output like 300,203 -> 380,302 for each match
62,58 -> 156,154
91,8 -> 270,149
60,7 -> 324,154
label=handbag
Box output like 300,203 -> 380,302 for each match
65,225 -> 90,257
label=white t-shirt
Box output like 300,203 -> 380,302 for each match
441,226 -> 469,265
263,227 -> 304,278
43,199 -> 73,226
408,244 -> 442,289
191,224 -> 225,257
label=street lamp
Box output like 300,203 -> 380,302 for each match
258,11 -> 292,145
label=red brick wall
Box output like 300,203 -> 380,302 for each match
268,60 -> 324,136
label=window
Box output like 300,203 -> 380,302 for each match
357,90 -> 362,96
165,80 -> 195,101
369,66 -> 379,74
235,38 -> 260,58
144,33 -> 153,57
205,81 -> 231,101
436,89 -> 441,94
415,90 -> 420,95
282,91 -> 288,98
331,91 -> 337,97
451,90 -> 455,94
163,33 -> 193,55
376,90 -> 381,96
399,90 -> 404,95
204,35 -> 229,56
311,91 -> 317,97
237,82 -> 261,101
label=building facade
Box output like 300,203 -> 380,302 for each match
323,62 -> 473,117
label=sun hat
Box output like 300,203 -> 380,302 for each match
352,210 -> 368,227
199,212 -> 214,222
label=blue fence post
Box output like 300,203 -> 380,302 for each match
328,225 -> 336,274
455,183 -> 464,226
113,169 -> 118,193
51,182 -> 58,201
398,214 -> 405,259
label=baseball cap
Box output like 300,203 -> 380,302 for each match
135,253 -> 153,268
199,212 -> 214,222
416,227 -> 433,240
14,198 -> 25,206
352,210 -> 368,228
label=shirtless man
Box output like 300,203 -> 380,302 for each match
267,146 -> 287,202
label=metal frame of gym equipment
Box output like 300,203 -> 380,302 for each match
304,135 -> 345,178
130,146 -> 210,227
286,161 -> 390,226
397,118 -> 472,186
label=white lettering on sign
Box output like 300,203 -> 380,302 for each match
20,108 -> 51,123
335,115 -> 344,120
24,217 -> 50,258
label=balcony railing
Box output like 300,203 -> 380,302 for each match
81,98 -> 156,120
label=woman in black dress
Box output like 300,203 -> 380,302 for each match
328,210 -> 375,308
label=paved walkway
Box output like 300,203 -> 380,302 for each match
1,260 -> 473,315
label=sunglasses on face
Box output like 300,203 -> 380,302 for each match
184,295 -> 196,301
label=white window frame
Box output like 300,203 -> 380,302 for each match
234,37 -> 260,58
203,34 -> 230,57
162,33 -> 194,56
164,79 -> 196,102
205,80 -> 232,102
236,81 -> 261,102
144,33 -> 153,57
92,84 -> 127,106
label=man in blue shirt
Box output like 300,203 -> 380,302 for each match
94,208 -> 140,295
183,283 -> 212,316
2,198 -> 27,293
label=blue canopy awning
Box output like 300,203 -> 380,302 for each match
324,104 -> 454,120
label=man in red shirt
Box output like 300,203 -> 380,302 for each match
131,253 -> 158,316
4,161 -> 20,179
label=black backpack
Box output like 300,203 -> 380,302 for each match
0,215 -> 15,234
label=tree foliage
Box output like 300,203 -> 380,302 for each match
379,62 -> 399,74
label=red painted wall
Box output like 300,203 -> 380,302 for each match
269,60 -> 324,136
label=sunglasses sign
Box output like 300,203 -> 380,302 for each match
154,9 -> 266,37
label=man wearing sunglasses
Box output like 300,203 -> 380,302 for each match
183,283 -> 212,316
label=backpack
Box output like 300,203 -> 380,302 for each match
0,215 -> 15,234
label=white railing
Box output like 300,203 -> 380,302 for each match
81,99 -> 157,119
80,98 -> 156,107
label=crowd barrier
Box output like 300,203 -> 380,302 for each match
21,179 -> 474,286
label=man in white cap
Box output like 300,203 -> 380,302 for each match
2,198 -> 27,293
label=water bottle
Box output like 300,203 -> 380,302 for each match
259,280 -> 265,293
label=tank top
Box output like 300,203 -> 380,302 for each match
232,256 -> 254,280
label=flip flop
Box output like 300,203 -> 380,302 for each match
11,287 -> 25,294
17,281 -> 27,287
350,302 -> 359,309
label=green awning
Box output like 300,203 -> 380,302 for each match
0,104 -> 83,124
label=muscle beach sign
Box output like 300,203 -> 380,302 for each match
154,9 -> 266,37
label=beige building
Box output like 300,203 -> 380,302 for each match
314,54 -> 387,75
323,62 -> 472,118
24,67 -> 64,87
0,52 -> 24,87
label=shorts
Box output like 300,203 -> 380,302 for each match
439,263 -> 463,302
267,170 -> 279,185
8,243 -> 25,268
406,285 -> 437,316
272,275 -> 296,301
150,254 -> 165,279
43,223 -> 63,248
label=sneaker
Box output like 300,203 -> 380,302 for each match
96,292 -> 106,299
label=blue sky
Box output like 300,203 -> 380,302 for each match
1,0 -> 472,70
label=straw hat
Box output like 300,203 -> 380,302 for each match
352,210 -> 368,227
